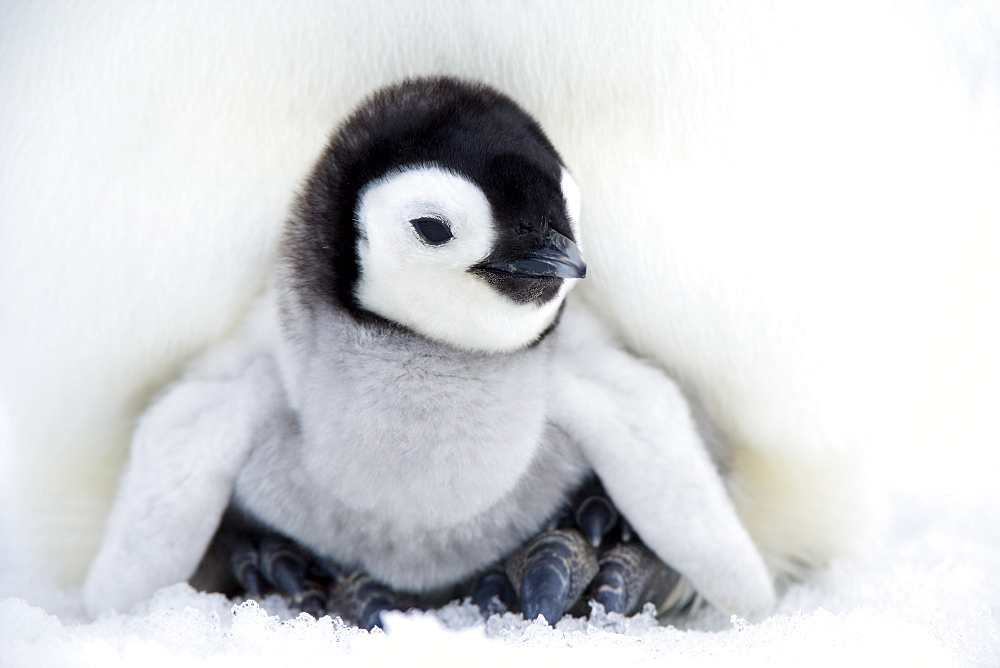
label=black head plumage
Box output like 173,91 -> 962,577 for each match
283,77 -> 578,319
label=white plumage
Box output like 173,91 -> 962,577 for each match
83,80 -> 775,620
2,2 -> 997,623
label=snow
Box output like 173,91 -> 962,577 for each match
3,478 -> 997,667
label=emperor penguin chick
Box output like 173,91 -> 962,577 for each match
252,77 -> 592,595
83,77 -> 776,624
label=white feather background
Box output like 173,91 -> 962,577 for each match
1,0 -> 998,635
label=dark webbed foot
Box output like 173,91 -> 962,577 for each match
504,528 -> 599,625
196,509 -> 407,629
257,535 -> 329,618
472,569 -> 516,617
327,570 -> 399,631
230,536 -> 403,628
228,534 -> 328,618
492,476 -> 683,624
200,477 -> 683,629
230,538 -> 265,598
572,480 -> 683,618
591,542 -> 680,616
575,494 -> 619,548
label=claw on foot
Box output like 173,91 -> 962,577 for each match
592,542 -> 681,616
505,528 -> 598,625
329,571 -> 399,630
574,495 -> 619,548
472,570 -> 515,618
257,536 -> 327,617
592,562 -> 628,614
619,517 -> 634,543
230,538 -> 265,598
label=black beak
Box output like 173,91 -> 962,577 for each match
478,229 -> 587,279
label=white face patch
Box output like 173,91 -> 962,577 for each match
354,165 -> 582,353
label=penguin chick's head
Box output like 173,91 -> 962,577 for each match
284,77 -> 585,354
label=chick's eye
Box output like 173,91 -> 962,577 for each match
410,217 -> 453,245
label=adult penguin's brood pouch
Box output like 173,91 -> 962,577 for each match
84,77 -> 777,625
